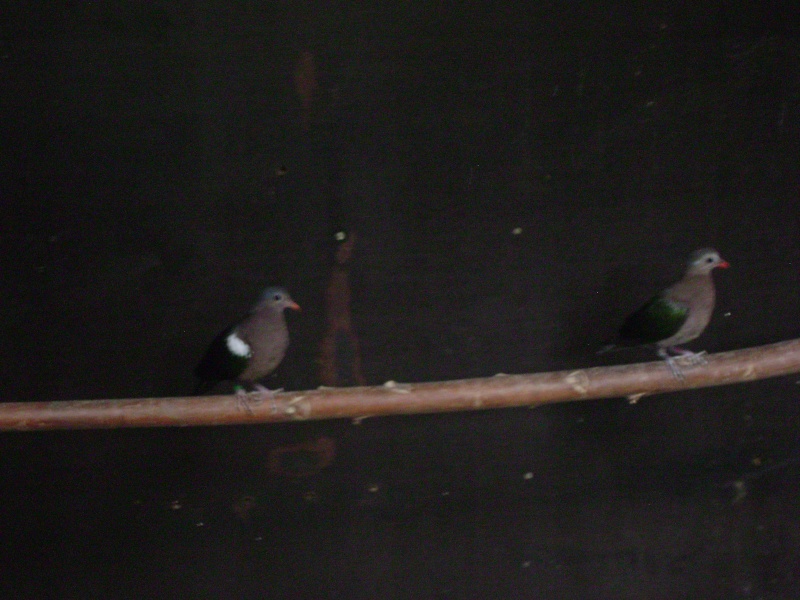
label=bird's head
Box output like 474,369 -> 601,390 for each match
256,286 -> 301,312
686,248 -> 730,275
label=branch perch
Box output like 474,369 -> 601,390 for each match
3,339 -> 800,431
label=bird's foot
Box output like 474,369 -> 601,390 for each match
665,356 -> 685,381
234,385 -> 282,415
658,348 -> 685,381
658,348 -> 708,380
670,347 -> 708,366
235,386 -> 255,415
253,384 -> 281,414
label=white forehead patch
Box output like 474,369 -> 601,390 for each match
226,332 -> 252,357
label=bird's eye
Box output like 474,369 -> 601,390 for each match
273,293 -> 283,301
706,257 -> 714,263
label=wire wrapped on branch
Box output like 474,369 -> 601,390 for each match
2,339 -> 800,431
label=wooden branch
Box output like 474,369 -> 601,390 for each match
3,339 -> 800,431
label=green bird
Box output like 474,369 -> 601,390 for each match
602,248 -> 730,379
194,286 -> 301,408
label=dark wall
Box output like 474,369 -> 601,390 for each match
2,2 -> 800,598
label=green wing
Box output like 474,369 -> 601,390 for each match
619,294 -> 688,344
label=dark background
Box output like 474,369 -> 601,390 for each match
2,1 -> 800,598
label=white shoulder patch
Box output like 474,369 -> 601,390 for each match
226,332 -> 252,357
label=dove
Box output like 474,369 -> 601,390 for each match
194,286 -> 300,409
602,248 -> 729,379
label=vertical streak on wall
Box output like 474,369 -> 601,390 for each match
319,232 -> 366,386
294,50 -> 318,131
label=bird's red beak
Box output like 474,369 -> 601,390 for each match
717,260 -> 730,269
288,301 -> 301,311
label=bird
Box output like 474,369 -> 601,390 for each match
193,286 -> 300,410
601,248 -> 730,379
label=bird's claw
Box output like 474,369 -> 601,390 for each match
235,385 -> 281,415
664,356 -> 685,381
659,348 -> 707,381
674,350 -> 707,366
254,384 -> 281,414
235,388 -> 255,415
235,390 -> 252,414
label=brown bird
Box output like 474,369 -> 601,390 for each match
319,230 -> 366,387
194,287 -> 300,408
601,248 -> 730,379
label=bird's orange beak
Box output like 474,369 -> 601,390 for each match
718,260 -> 730,269
288,301 -> 301,311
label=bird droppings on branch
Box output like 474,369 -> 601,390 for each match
565,370 -> 590,395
